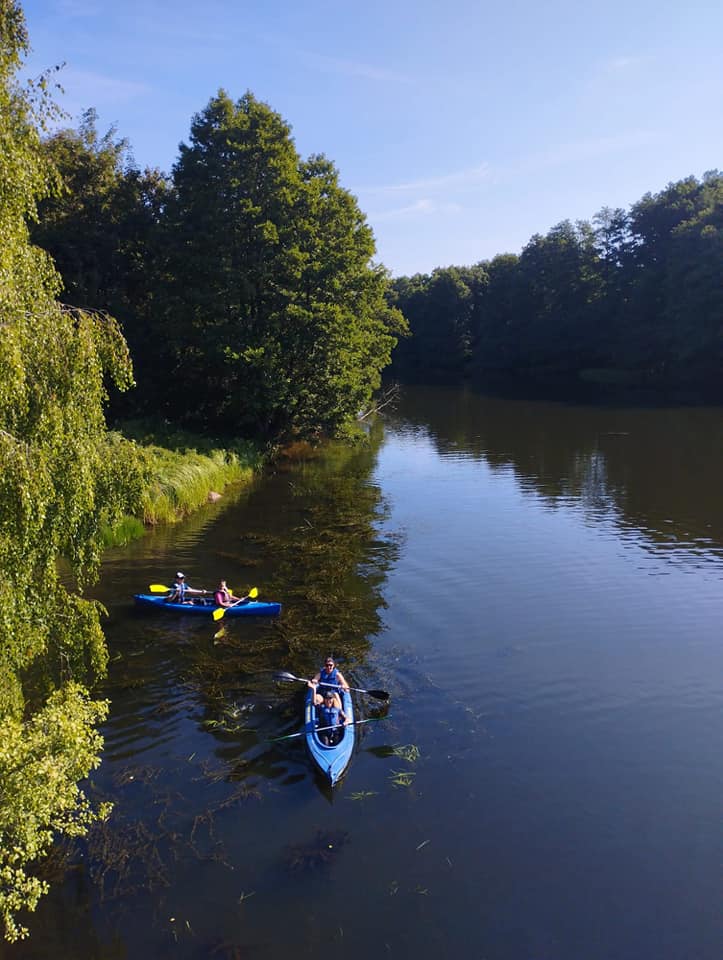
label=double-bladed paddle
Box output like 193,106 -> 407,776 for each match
268,715 -> 389,742
275,671 -> 390,702
212,587 -> 259,621
149,583 -> 210,594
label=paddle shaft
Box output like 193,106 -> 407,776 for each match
277,672 -> 389,702
269,716 -> 387,742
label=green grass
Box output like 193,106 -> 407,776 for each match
101,420 -> 266,540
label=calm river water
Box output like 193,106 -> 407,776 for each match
5,385 -> 723,960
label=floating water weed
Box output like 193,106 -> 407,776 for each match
390,743 -> 420,763
347,790 -> 378,801
389,769 -> 416,788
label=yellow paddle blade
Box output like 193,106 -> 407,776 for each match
212,587 -> 259,621
149,584 -> 170,593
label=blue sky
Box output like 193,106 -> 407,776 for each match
21,0 -> 723,276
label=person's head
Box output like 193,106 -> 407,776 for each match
176,572 -> 185,580
324,657 -> 335,670
323,690 -> 335,704
218,579 -> 227,588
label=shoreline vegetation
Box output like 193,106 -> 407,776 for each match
99,423 -> 266,548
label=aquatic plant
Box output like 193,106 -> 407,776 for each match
388,769 -> 416,788
390,743 -> 420,763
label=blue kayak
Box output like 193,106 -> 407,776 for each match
304,686 -> 355,786
133,593 -> 281,617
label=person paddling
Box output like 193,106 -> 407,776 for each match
213,579 -> 244,608
316,688 -> 349,745
167,572 -> 206,604
308,656 -> 349,709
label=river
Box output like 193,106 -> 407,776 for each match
5,384 -> 723,960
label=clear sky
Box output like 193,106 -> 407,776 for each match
21,0 -> 723,276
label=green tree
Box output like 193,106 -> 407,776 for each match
390,266 -> 484,382
159,90 -> 404,438
32,109 -> 169,415
0,2 -> 141,939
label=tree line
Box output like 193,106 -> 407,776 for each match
389,173 -> 723,394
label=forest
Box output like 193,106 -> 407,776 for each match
389,173 -> 723,395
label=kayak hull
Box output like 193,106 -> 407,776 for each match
133,593 -> 281,617
304,686 -> 355,786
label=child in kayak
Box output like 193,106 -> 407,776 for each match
316,689 -> 349,745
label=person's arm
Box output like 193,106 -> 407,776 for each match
335,670 -> 350,691
307,673 -> 320,688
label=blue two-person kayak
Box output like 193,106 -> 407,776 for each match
304,685 -> 355,786
133,593 -> 281,617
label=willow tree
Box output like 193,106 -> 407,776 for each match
0,2 -> 141,940
159,90 -> 405,439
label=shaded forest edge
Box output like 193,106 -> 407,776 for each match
388,172 -> 723,401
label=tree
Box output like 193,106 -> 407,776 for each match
0,2 -> 142,939
159,90 -> 405,438
32,109 -> 169,415
389,266 -> 483,382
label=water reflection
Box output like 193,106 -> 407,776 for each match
388,385 -> 723,560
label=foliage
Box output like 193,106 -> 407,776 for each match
389,266 -> 484,382
32,110 -> 169,416
0,2 -> 137,939
151,90 -> 405,438
0,685 -> 111,941
390,172 -> 723,393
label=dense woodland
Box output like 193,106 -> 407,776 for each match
389,174 -> 723,394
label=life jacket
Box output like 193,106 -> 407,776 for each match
318,667 -> 338,696
318,704 -> 340,728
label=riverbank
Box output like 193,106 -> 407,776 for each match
101,421 -> 266,547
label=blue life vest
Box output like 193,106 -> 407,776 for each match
318,704 -> 340,728
318,667 -> 339,696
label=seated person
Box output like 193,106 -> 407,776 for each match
166,572 -> 207,604
213,579 -> 244,607
307,656 -> 349,710
316,689 -> 349,745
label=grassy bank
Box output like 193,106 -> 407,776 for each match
101,423 -> 266,547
